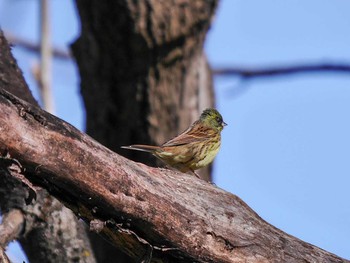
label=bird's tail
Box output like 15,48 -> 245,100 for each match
121,144 -> 160,153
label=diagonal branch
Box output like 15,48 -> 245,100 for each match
0,89 -> 348,262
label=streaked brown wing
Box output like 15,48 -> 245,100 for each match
162,122 -> 215,147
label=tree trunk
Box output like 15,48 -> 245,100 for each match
72,1 -> 217,260
0,88 -> 348,262
0,31 -> 96,263
72,0 -> 216,180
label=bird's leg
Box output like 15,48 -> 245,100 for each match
192,170 -> 201,179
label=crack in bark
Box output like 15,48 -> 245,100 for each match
1,89 -> 47,127
206,231 -> 255,251
107,219 -> 178,262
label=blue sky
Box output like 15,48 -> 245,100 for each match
1,0 -> 349,261
208,0 -> 350,259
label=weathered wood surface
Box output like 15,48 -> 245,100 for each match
0,89 -> 348,262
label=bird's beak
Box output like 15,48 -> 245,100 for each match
222,121 -> 227,127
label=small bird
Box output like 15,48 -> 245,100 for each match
121,108 -> 226,177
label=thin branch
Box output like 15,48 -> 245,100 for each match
5,30 -> 350,81
5,33 -> 71,60
213,63 -> 350,78
39,0 -> 54,114
5,32 -> 350,81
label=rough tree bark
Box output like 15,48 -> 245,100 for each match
0,88 -> 348,263
0,31 -> 96,263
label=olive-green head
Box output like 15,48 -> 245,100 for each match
200,108 -> 227,132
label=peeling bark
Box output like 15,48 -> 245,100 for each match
0,89 -> 347,263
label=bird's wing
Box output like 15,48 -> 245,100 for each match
162,124 -> 214,147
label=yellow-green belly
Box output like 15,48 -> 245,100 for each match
155,140 -> 221,172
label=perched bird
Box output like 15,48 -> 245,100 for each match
122,108 -> 226,177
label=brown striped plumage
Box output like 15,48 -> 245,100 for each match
121,108 -> 226,177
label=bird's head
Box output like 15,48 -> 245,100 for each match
200,108 -> 227,132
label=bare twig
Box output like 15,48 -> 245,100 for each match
5,33 -> 70,60
39,0 -> 54,114
5,31 -> 350,82
5,30 -> 350,81
213,63 -> 350,78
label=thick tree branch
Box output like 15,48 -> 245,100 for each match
0,89 -> 347,262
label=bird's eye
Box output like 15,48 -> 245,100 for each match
216,116 -> 221,123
